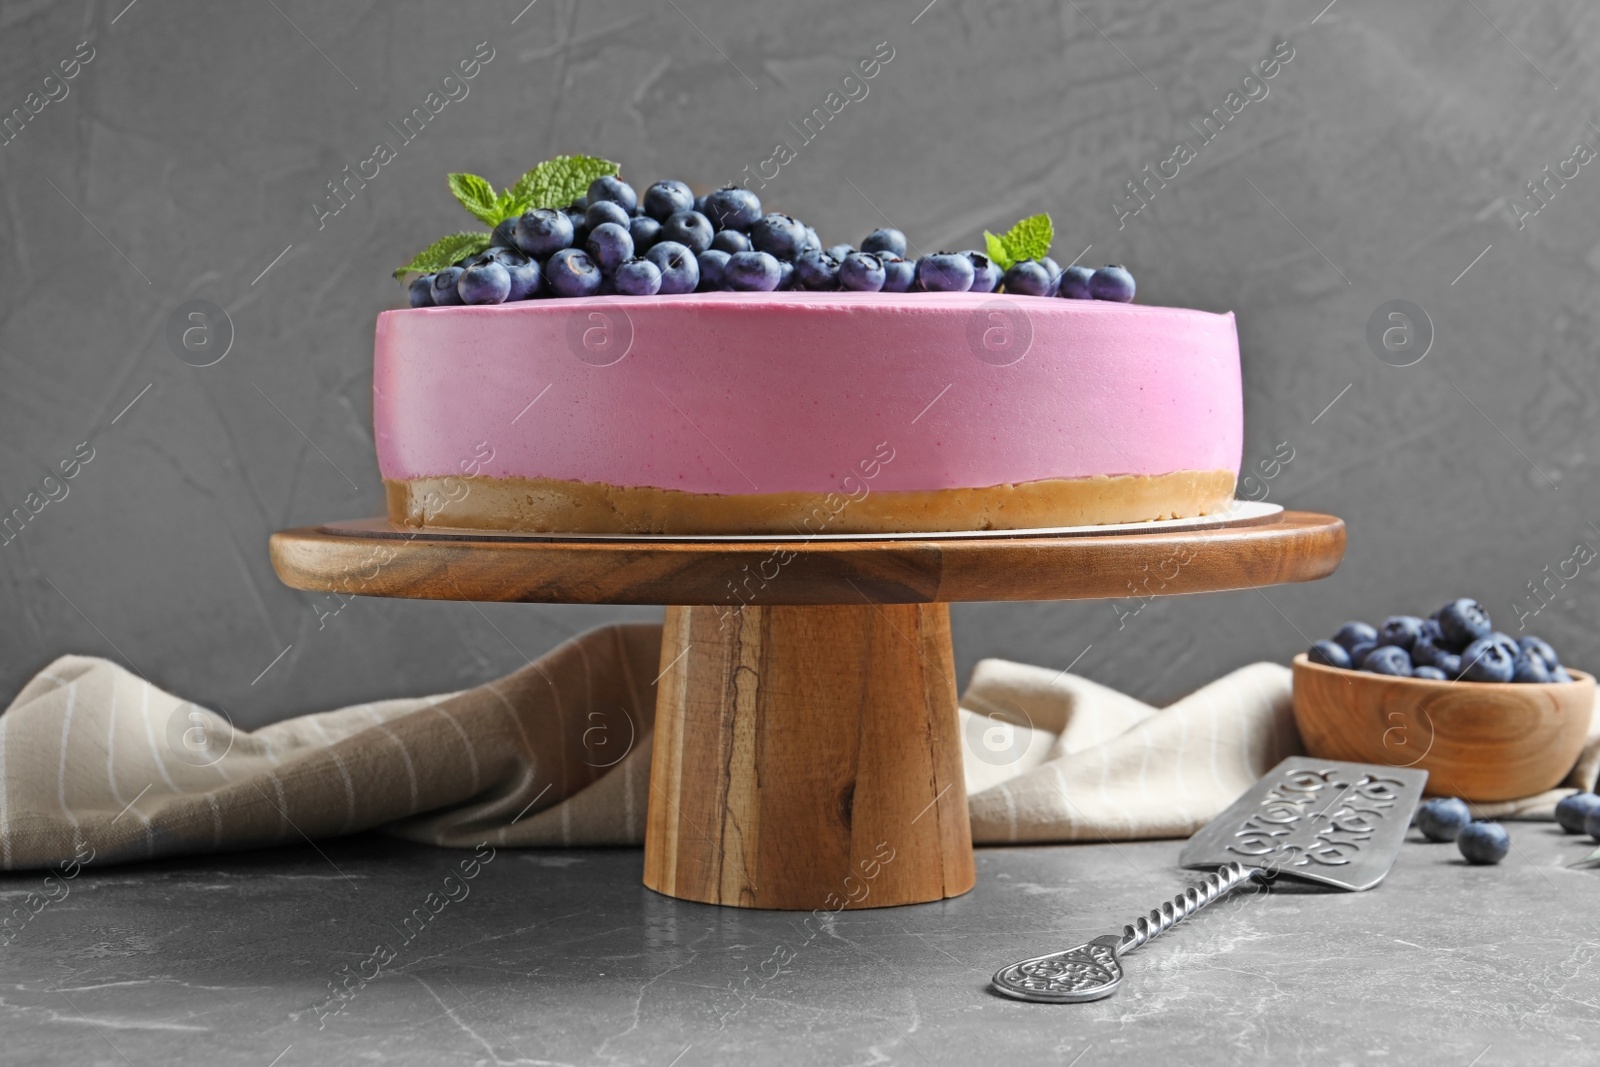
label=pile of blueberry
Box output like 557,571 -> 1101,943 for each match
1306,598 -> 1574,683
1415,797 -> 1510,864
408,175 -> 1138,307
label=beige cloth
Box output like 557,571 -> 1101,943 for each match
1,623 -> 1595,870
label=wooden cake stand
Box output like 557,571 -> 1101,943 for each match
270,509 -> 1344,911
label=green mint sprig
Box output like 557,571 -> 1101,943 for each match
394,154 -> 620,279
983,213 -> 1053,271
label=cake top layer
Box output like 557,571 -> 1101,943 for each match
384,289 -> 1228,320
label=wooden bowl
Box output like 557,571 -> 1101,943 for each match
1291,654 -> 1595,801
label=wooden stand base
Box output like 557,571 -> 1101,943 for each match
644,603 -> 975,910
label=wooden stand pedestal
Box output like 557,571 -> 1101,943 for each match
644,603 -> 973,910
269,510 -> 1345,910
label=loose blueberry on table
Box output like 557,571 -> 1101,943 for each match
1553,791 -> 1600,834
393,155 -> 1140,305
1416,796 -> 1472,842
1306,598 -> 1577,683
1456,821 -> 1510,865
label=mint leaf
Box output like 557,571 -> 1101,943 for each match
448,173 -> 501,226
393,231 -> 492,279
1573,844 -> 1600,869
999,213 -> 1053,264
984,230 -> 1014,271
504,154 -> 620,215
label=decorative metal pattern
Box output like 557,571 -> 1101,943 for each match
991,934 -> 1126,1003
1179,758 -> 1427,891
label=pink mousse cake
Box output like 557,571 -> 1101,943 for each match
374,291 -> 1242,534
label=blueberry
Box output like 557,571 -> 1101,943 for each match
1089,265 -> 1136,302
775,258 -> 796,290
1347,640 -> 1378,667
613,257 -> 662,297
1551,664 -> 1575,683
1437,598 -> 1493,650
1361,645 -> 1412,676
1517,635 -> 1561,670
1332,621 -> 1379,652
1377,615 -> 1426,651
916,252 -> 975,293
1057,264 -> 1094,300
567,196 -> 588,213
724,250 -> 782,291
704,186 -> 762,232
1554,792 -> 1600,834
878,253 -> 916,293
1039,257 -> 1063,295
587,175 -> 637,214
794,249 -> 840,291
661,210 -> 714,254
545,248 -> 603,298
504,259 -> 542,301
1416,796 -> 1472,842
629,215 -> 663,253
513,208 -> 574,258
457,260 -> 512,304
861,227 -> 907,258
749,213 -> 807,260
1511,648 -> 1552,684
696,249 -> 731,291
568,217 -> 591,251
965,251 -> 1001,292
1307,639 -> 1352,669
827,243 -> 855,262
1460,636 -> 1515,682
408,275 -> 435,308
491,217 -> 519,248
712,229 -> 751,254
586,199 -> 632,231
801,225 -> 822,256
692,193 -> 710,216
473,245 -> 529,268
839,251 -> 887,292
645,241 -> 699,294
1432,651 -> 1463,678
430,266 -> 466,306
1456,821 -> 1510,864
1003,260 -> 1054,297
1410,634 -> 1448,668
642,179 -> 694,221
586,222 -> 634,274
1420,617 -> 1444,643
1412,665 -> 1448,680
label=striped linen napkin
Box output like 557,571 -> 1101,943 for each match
0,624 -> 1594,870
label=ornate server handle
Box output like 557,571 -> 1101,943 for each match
991,862 -> 1266,1004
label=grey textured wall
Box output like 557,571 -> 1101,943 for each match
2,0 -> 1597,728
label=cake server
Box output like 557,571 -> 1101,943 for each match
990,757 -> 1427,1003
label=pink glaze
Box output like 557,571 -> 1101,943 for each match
373,292 -> 1242,494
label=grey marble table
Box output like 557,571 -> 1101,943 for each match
2,826 -> 1594,1066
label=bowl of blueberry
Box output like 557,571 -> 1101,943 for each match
1291,598 -> 1594,801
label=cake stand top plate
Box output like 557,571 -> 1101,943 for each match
269,509 -> 1344,606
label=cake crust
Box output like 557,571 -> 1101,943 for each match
386,470 -> 1238,535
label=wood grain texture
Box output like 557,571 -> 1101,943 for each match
643,603 -> 973,909
1291,655 -> 1595,802
268,511 -> 1345,606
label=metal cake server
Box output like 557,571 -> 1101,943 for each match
990,757 -> 1428,1003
